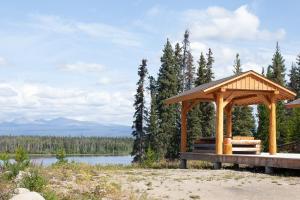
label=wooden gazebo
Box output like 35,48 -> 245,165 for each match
286,98 -> 300,108
165,70 -> 296,158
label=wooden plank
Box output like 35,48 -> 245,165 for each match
231,140 -> 261,145
232,147 -> 259,152
194,144 -> 216,148
180,152 -> 300,169
232,136 -> 254,140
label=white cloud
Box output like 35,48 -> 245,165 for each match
183,5 -> 285,41
0,82 -> 134,125
31,14 -> 141,47
0,57 -> 7,65
59,62 -> 105,73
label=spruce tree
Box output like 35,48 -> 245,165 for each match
194,50 -> 215,137
146,76 -> 159,151
156,39 -> 180,159
256,67 -> 270,150
286,56 -> 300,143
131,59 -> 148,162
268,43 -> 287,145
289,58 -> 300,97
231,54 -> 255,136
182,30 -> 190,91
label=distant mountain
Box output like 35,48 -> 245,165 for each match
0,118 -> 131,137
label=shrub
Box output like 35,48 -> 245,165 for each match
55,148 -> 67,164
1,148 -> 30,180
15,147 -> 29,163
19,169 -> 46,192
42,189 -> 59,200
142,147 -> 157,168
0,152 -> 9,170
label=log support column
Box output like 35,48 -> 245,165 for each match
215,92 -> 224,155
180,101 -> 188,169
225,104 -> 233,138
269,95 -> 277,155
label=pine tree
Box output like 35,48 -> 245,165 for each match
194,51 -> 215,137
182,30 -> 190,91
156,39 -> 180,159
205,48 -> 215,82
256,67 -> 270,150
146,76 -> 159,151
232,53 -> 242,75
289,57 -> 300,98
131,59 -> 148,162
268,43 -> 287,145
182,30 -> 195,91
186,53 -> 205,147
231,54 -> 255,136
286,55 -> 300,143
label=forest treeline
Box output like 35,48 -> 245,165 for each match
0,136 -> 133,155
131,30 -> 300,162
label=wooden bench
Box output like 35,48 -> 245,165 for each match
193,138 -> 215,153
231,136 -> 261,154
193,137 -> 261,154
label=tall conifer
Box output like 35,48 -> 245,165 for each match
156,39 -> 180,158
232,54 -> 255,136
146,76 -> 159,151
268,43 -> 287,145
132,59 -> 148,162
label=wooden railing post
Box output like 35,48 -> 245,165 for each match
215,92 -> 224,155
269,96 -> 277,155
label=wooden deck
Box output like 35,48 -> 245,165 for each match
181,152 -> 300,170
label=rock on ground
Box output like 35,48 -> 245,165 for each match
10,191 -> 45,200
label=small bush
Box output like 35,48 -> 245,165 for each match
19,169 -> 46,192
15,147 -> 29,163
142,147 -> 157,168
42,189 -> 59,200
0,152 -> 9,170
55,148 -> 67,164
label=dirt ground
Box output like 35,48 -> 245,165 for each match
43,164 -> 300,200
110,168 -> 300,200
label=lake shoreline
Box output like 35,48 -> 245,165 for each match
7,153 -> 131,157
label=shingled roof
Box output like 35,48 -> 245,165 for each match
286,98 -> 300,108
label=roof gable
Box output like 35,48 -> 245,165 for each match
165,70 -> 296,104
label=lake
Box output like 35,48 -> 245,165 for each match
30,155 -> 133,166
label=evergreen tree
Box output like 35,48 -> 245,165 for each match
289,58 -> 300,98
268,43 -> 287,145
231,54 -> 255,136
256,67 -> 270,150
233,53 -> 242,75
194,51 -> 215,137
156,39 -> 180,159
182,30 -> 195,91
270,42 -> 286,86
286,55 -> 300,143
131,59 -> 148,162
146,76 -> 159,151
205,48 -> 215,82
182,30 -> 190,91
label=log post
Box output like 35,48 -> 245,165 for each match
269,96 -> 277,155
181,101 -> 188,153
225,104 -> 232,138
215,92 -> 224,155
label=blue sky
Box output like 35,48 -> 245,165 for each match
0,0 -> 299,125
